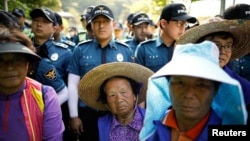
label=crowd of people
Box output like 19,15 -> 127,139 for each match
0,2 -> 250,141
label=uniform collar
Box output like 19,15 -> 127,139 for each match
93,38 -> 117,49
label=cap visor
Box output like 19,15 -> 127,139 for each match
173,15 -> 197,23
30,9 -> 54,22
91,14 -> 113,22
133,21 -> 150,26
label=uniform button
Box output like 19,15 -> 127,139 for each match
241,66 -> 244,69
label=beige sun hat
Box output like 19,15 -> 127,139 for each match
78,62 -> 154,111
176,20 -> 250,60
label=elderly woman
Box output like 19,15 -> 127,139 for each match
0,25 -> 64,140
140,41 -> 247,141
78,62 -> 153,141
176,20 -> 250,124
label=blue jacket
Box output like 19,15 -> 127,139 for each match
146,109 -> 221,141
224,66 -> 250,104
229,53 -> 250,82
98,107 -> 145,141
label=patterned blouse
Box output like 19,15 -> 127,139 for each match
109,107 -> 143,141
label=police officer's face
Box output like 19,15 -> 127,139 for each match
91,15 -> 114,41
0,53 -> 29,95
133,22 -> 150,42
160,19 -> 186,42
31,17 -> 56,39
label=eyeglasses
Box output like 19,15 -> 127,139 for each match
171,20 -> 188,28
214,43 -> 233,52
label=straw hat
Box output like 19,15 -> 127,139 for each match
78,62 -> 154,111
176,20 -> 250,60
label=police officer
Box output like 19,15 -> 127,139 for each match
113,22 -> 124,41
73,6 -> 95,45
30,8 -> 72,83
125,12 -> 151,53
125,13 -> 135,40
54,12 -> 76,52
134,3 -> 197,72
67,4 -> 133,141
67,26 -> 78,42
30,8 -> 73,140
225,3 -> 250,82
12,8 -> 32,37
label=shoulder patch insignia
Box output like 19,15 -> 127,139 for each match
44,68 -> 57,80
54,42 -> 68,48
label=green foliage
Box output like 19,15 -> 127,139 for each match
1,0 -> 61,20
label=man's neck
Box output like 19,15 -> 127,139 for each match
98,37 -> 112,48
34,36 -> 51,46
160,32 -> 175,47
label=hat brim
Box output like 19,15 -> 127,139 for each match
30,9 -> 54,23
0,42 -> 41,62
153,55 -> 238,85
90,14 -> 113,22
173,14 -> 197,23
133,21 -> 150,26
177,20 -> 250,60
78,62 -> 154,111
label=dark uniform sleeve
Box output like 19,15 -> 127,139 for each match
35,58 -> 66,93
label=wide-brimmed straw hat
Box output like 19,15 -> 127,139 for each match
176,20 -> 250,60
78,62 -> 154,111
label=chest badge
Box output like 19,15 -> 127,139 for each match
51,53 -> 59,61
116,53 -> 124,62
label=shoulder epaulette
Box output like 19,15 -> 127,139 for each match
53,42 -> 68,49
115,40 -> 129,48
77,39 -> 92,46
62,40 -> 76,47
141,38 -> 156,45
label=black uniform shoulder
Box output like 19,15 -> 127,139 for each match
53,42 -> 69,49
115,40 -> 129,48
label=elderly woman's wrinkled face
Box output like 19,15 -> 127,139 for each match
104,77 -> 136,119
0,53 -> 29,95
169,75 -> 215,122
